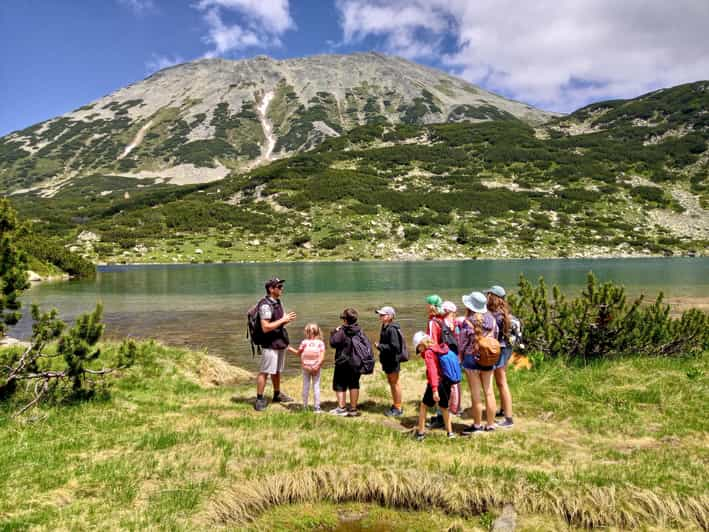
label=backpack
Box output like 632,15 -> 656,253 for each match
392,324 -> 410,362
435,318 -> 459,354
436,350 -> 462,384
473,314 -> 501,366
349,331 -> 375,375
509,315 -> 523,348
247,298 -> 284,356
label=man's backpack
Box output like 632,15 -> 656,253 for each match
473,314 -> 501,366
246,298 -> 278,356
349,331 -> 375,375
436,318 -> 459,354
392,324 -> 410,362
437,350 -> 462,383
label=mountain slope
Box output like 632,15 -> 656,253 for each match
0,52 -> 553,193
9,81 -> 708,263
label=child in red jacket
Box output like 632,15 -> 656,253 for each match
413,332 -> 455,441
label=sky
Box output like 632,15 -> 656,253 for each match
1,0 -> 708,136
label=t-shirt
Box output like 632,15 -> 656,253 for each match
259,297 -> 278,320
299,339 -> 325,368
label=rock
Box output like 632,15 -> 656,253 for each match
492,505 -> 516,532
78,230 -> 99,242
0,336 -> 30,348
195,248 -> 203,254
27,270 -> 42,282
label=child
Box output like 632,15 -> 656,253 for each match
441,301 -> 461,417
293,323 -> 325,412
412,331 -> 455,441
375,306 -> 404,417
329,308 -> 365,417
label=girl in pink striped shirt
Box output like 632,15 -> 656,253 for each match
295,323 -> 326,412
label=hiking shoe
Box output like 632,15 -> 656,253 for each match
347,409 -> 361,417
414,431 -> 426,441
495,409 -> 505,417
329,406 -> 348,416
272,392 -> 294,403
484,424 -> 496,432
313,407 -> 323,414
447,431 -> 456,439
496,418 -> 514,429
384,406 -> 403,417
461,424 -> 484,436
426,416 -> 445,429
254,397 -> 268,411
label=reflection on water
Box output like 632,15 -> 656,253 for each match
13,258 -> 709,372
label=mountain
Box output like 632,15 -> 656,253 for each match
3,57 -> 708,263
0,52 -> 553,194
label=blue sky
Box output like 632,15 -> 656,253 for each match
2,0 -> 708,137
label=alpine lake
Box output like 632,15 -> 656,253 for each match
14,257 -> 709,373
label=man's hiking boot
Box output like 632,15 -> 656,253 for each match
384,406 -> 403,417
272,392 -> 294,403
254,397 -> 268,411
329,406 -> 348,416
414,431 -> 426,441
496,418 -> 514,429
461,424 -> 484,436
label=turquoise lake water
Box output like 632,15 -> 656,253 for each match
14,257 -> 709,371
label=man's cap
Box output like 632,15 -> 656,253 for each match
375,306 -> 396,317
441,301 -> 457,313
265,277 -> 285,290
485,285 -> 506,298
462,291 -> 488,313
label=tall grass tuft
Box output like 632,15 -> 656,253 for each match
205,466 -> 708,529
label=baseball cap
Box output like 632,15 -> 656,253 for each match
485,285 -> 506,298
425,294 -> 443,307
441,301 -> 457,313
375,306 -> 396,317
265,277 -> 285,290
413,331 -> 430,349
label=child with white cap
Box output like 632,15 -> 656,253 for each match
375,305 -> 404,417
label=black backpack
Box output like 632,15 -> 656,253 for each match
436,318 -> 459,354
246,298 -> 271,356
349,331 -> 375,375
392,324 -> 410,362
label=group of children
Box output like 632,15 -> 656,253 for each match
287,286 -> 517,438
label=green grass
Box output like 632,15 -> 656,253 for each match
0,342 -> 707,530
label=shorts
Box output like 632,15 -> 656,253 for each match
380,355 -> 400,375
422,378 -> 452,409
493,346 -> 513,370
259,348 -> 286,375
333,363 -> 361,392
462,354 -> 494,372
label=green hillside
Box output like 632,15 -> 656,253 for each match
7,81 -> 709,263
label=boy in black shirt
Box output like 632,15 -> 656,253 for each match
375,306 -> 404,417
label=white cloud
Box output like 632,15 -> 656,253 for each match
336,0 -> 709,112
195,0 -> 294,57
117,0 -> 155,15
145,54 -> 185,74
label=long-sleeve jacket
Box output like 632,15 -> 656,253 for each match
377,323 -> 401,361
330,324 -> 362,366
421,343 -> 449,391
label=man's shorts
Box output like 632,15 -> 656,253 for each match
259,348 -> 286,375
333,363 -> 361,392
422,378 -> 452,409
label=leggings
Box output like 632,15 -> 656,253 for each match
302,369 -> 321,408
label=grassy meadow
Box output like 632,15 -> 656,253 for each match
1,341 -> 707,530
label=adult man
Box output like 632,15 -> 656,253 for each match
375,306 -> 404,417
254,277 -> 296,411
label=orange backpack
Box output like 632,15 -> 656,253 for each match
472,314 -> 501,367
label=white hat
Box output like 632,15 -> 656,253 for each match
441,301 -> 457,313
462,291 -> 488,313
485,285 -> 506,298
412,331 -> 430,349
375,306 -> 396,317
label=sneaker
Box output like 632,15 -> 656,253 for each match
347,409 -> 361,417
272,392 -> 294,403
313,407 -> 323,414
426,416 -> 445,429
254,397 -> 268,411
461,424 -> 484,436
447,431 -> 456,439
495,409 -> 505,417
414,431 -> 426,441
329,406 -> 348,416
496,418 -> 514,429
484,424 -> 496,432
384,406 -> 403,417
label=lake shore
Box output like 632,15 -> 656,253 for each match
1,341 -> 707,530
